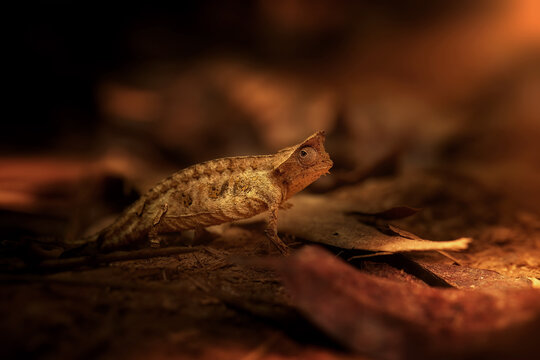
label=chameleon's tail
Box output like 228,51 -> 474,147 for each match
59,233 -> 102,258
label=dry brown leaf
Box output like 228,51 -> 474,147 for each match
266,246 -> 540,360
278,194 -> 471,253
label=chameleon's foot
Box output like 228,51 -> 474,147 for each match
149,238 -> 162,248
265,231 -> 291,256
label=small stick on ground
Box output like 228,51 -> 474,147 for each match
347,252 -> 394,261
0,273 -> 195,293
437,250 -> 462,266
5,246 -> 202,273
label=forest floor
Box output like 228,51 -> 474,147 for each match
1,159 -> 539,360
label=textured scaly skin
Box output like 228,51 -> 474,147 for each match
68,131 -> 332,255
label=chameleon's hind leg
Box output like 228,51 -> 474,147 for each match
265,207 -> 290,255
149,221 -> 214,248
148,203 -> 217,247
149,203 -> 186,247
148,226 -> 167,248
149,203 -> 169,248
148,228 -> 213,247
149,222 -> 190,248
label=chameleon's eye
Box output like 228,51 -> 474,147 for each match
297,146 -> 317,166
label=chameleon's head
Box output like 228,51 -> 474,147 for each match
273,131 -> 333,199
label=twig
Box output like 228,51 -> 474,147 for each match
436,250 -> 462,266
4,246 -> 201,273
0,274 -> 185,292
347,251 -> 394,261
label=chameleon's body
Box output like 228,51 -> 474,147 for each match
68,131 -> 332,255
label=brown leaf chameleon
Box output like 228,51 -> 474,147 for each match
64,131 -> 332,256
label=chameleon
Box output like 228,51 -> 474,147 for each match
64,131 -> 332,256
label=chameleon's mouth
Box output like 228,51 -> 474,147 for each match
316,158 -> 333,175
324,157 -> 334,171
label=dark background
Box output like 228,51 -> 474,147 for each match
8,0 -> 539,210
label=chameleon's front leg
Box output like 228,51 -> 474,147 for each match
265,206 -> 290,255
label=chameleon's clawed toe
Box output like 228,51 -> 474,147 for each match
275,242 -> 291,256
266,234 -> 291,256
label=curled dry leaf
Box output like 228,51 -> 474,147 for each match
278,194 -> 471,252
267,246 -> 540,360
